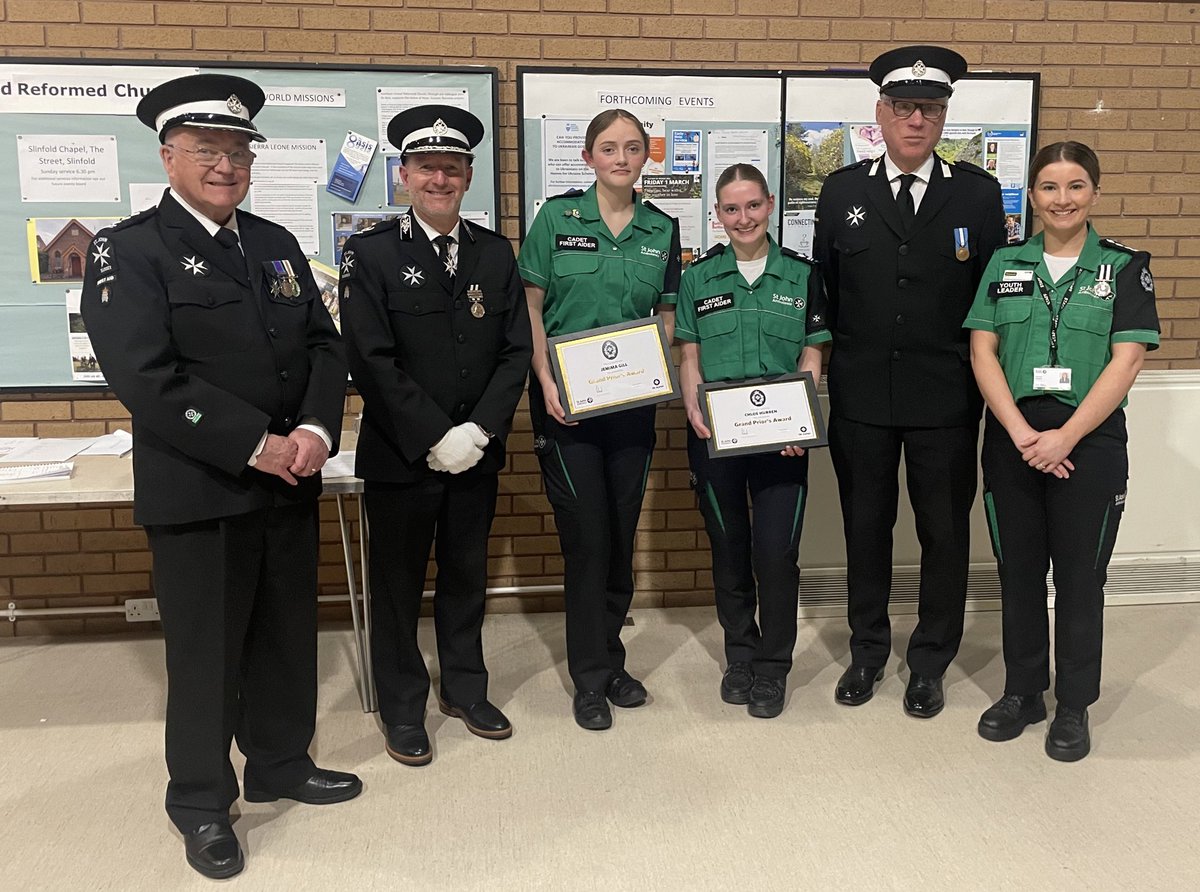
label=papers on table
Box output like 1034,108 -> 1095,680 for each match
78,430 -> 133,457
0,462 -> 74,483
0,430 -> 132,463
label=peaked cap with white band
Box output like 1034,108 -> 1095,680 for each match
136,73 -> 267,143
387,104 -> 484,160
868,45 -> 968,99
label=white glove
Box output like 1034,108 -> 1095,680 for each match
426,424 -> 485,474
465,422 -> 490,449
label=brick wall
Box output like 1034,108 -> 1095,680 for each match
2,1 -> 1197,636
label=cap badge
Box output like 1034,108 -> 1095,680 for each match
912,61 -> 927,77
432,118 -> 448,136
227,94 -> 243,114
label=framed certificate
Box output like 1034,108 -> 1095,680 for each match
698,372 -> 827,458
548,317 -> 679,421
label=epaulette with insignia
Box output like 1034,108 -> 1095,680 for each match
463,217 -> 502,240
545,188 -> 586,201
358,218 -> 399,238
952,160 -> 994,180
827,158 -> 872,177
780,245 -> 816,265
111,206 -> 157,231
689,243 -> 725,266
1099,237 -> 1138,255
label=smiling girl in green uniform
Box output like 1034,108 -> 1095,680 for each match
676,164 -> 830,718
518,110 -> 681,731
965,141 -> 1159,761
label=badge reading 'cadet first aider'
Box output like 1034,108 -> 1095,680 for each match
268,259 -> 300,299
954,227 -> 970,262
468,284 -> 485,318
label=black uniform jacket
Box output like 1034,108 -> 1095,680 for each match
338,211 -> 532,483
814,154 -> 1006,428
80,191 -> 347,526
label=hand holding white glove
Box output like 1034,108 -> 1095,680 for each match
426,424 -> 486,474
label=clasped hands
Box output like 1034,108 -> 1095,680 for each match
427,423 -> 490,474
1014,427 -> 1078,479
255,429 -> 330,485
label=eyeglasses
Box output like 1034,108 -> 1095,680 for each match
166,144 -> 256,169
884,99 -> 948,121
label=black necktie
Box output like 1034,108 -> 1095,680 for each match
213,227 -> 247,277
433,234 -> 456,279
896,174 -> 917,228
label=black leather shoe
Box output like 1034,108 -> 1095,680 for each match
747,675 -> 786,719
438,697 -> 513,739
1046,706 -> 1090,762
605,670 -> 648,708
903,674 -> 945,718
573,690 -> 612,731
183,820 -> 243,880
244,767 -> 363,804
720,661 -> 754,705
835,664 -> 884,706
978,693 -> 1047,742
385,723 -> 433,765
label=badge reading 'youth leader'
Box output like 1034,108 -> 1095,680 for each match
468,284 -> 485,318
954,227 -> 970,262
267,260 -> 300,299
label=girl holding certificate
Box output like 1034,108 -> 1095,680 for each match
964,141 -> 1159,761
517,110 -> 682,731
676,164 -> 831,718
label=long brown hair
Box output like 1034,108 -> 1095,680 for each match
1028,140 -> 1101,188
584,109 -> 649,153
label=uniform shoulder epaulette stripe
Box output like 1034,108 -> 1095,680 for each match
463,217 -> 503,240
952,160 -> 994,179
780,245 -> 815,265
641,199 -> 674,221
357,218 -> 399,237
545,188 -> 586,201
827,158 -> 872,177
1099,237 -> 1138,255
689,243 -> 725,266
111,207 -> 157,231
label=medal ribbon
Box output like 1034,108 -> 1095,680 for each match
1034,268 -> 1080,367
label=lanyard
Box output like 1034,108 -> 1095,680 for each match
1034,268 -> 1080,367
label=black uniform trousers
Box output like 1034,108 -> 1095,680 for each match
531,379 -> 656,694
687,430 -> 809,679
829,416 -> 979,677
366,473 -> 499,726
145,502 -> 319,834
981,399 -> 1127,708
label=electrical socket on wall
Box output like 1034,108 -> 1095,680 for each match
124,598 -> 160,622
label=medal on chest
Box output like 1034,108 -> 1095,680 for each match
1093,263 -> 1113,299
268,259 -> 300,299
954,228 -> 970,262
468,284 -> 485,318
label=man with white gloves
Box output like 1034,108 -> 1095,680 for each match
338,104 -> 532,764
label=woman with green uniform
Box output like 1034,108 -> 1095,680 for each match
965,141 -> 1159,761
517,110 -> 681,731
676,164 -> 830,718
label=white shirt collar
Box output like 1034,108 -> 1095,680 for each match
883,153 -> 937,184
168,188 -> 240,239
411,212 -> 461,245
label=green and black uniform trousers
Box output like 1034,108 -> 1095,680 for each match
687,429 -> 809,678
981,397 -> 1127,708
530,377 -> 656,695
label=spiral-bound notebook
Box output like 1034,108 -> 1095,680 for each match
0,462 -> 74,483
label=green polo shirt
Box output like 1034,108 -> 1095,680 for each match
964,226 -> 1159,407
518,184 -> 682,338
675,239 -> 832,383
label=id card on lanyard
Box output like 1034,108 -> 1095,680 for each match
1032,269 -> 1078,392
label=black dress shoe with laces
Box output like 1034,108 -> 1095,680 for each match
438,697 -> 513,739
720,661 -> 754,705
747,675 -> 786,719
385,723 -> 433,765
835,664 -> 884,706
573,690 -> 612,730
903,674 -> 945,718
1046,706 -> 1090,762
978,693 -> 1047,742
605,670 -> 648,708
184,820 -> 243,880
244,767 -> 363,804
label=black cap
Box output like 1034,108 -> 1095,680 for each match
136,74 -> 266,143
869,45 -> 967,99
387,104 -> 483,159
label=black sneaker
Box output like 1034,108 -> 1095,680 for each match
978,693 -> 1047,742
720,661 -> 754,705
1046,706 -> 1090,762
605,669 -> 647,708
747,676 -> 786,719
573,690 -> 612,731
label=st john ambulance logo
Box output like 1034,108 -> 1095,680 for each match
181,256 -> 208,277
846,207 -> 865,227
402,266 -> 425,287
750,389 -> 766,407
602,340 -> 619,361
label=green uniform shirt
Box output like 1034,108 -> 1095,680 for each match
964,226 -> 1159,407
675,238 -> 832,382
517,184 -> 682,338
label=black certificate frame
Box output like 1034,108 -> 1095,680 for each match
547,316 -> 680,422
698,371 -> 827,459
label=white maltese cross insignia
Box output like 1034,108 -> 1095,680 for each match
402,265 -> 425,287
846,206 -> 865,227
181,256 -> 208,276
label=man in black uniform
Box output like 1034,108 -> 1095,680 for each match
338,106 -> 532,766
814,46 -> 1006,717
80,75 -> 360,879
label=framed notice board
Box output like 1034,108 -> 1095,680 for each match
518,66 -> 1037,265
0,58 -> 499,391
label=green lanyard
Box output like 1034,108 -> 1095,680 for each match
1034,268 -> 1080,367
